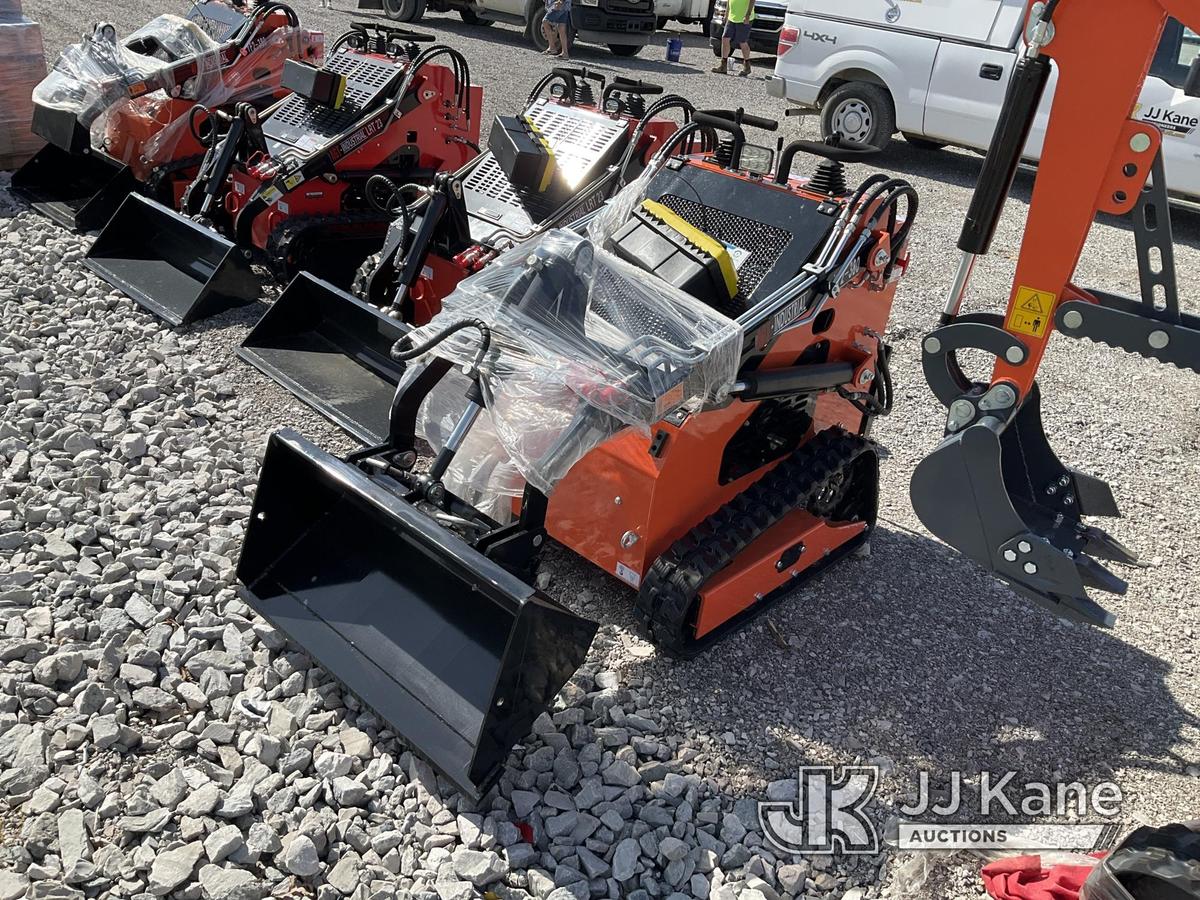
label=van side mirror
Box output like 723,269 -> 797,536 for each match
1185,57 -> 1200,98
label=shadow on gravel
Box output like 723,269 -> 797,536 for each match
553,517 -> 1196,802
876,140 -> 1200,251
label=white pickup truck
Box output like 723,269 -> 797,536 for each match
766,0 -> 1200,199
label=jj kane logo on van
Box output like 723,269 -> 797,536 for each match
1136,103 -> 1200,137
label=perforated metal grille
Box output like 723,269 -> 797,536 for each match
527,104 -> 628,186
655,194 -> 791,299
463,102 -> 629,240
264,52 -> 402,152
590,267 -> 690,345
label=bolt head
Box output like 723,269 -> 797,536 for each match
990,384 -> 1016,408
923,336 -> 942,355
1023,561 -> 1038,575
620,530 -> 639,548
1018,540 -> 1032,554
1130,133 -> 1153,153
1003,549 -> 1018,563
1148,329 -> 1170,350
1062,309 -> 1083,330
532,535 -> 543,547
873,248 -> 890,267
614,496 -> 622,505
859,369 -> 875,384
1004,346 -> 1025,365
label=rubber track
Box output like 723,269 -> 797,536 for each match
635,427 -> 875,658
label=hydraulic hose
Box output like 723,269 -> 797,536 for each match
390,318 -> 493,374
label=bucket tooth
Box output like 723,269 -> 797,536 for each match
238,274 -> 408,445
11,144 -> 136,232
84,194 -> 260,326
238,430 -> 597,797
1072,553 -> 1127,596
1078,524 -> 1142,567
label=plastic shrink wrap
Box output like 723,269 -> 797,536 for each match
0,0 -> 47,169
412,228 -> 744,519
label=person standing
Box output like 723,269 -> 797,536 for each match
542,0 -> 572,59
712,0 -> 754,77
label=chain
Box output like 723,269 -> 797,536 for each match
635,426 -> 875,658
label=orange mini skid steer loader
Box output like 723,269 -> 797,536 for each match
234,110 -> 917,795
238,66 -> 688,445
909,0 -> 1200,626
13,2 -> 322,232
85,22 -> 480,327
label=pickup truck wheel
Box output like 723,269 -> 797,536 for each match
526,5 -> 551,51
609,43 -> 642,56
821,82 -> 895,151
382,0 -> 425,21
459,8 -> 494,23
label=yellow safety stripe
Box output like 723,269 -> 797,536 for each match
332,73 -> 348,110
640,199 -> 738,299
523,115 -> 558,192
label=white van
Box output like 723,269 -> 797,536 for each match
767,0 -> 1200,198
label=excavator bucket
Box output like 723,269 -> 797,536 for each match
238,274 -> 407,445
238,430 -> 597,797
11,144 -> 136,232
910,383 -> 1138,627
84,194 -> 260,326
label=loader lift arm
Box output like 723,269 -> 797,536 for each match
911,0 -> 1200,625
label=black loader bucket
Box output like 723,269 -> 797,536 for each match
238,430 -> 597,797
84,195 -> 260,326
238,274 -> 408,445
11,145 -> 136,232
910,383 -> 1139,628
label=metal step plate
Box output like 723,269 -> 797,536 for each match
463,100 -> 630,243
263,51 -> 404,157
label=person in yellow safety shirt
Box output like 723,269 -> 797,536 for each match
712,0 -> 754,76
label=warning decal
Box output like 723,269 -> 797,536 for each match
1006,285 -> 1055,338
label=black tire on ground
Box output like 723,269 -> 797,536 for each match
819,81 -> 895,151
526,5 -> 551,51
382,0 -> 426,21
902,133 -> 947,151
609,43 -> 642,56
459,7 -> 494,24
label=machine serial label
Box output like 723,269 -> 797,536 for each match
615,562 -> 641,588
1006,285 -> 1055,338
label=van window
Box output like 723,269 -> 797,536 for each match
1151,18 -> 1199,89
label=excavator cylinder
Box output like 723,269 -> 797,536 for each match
11,145 -> 136,232
238,273 -> 408,444
238,430 -> 597,797
84,195 -> 260,326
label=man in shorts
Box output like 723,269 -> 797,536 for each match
712,0 -> 754,77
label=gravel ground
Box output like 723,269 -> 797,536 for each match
4,3 -> 1200,900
